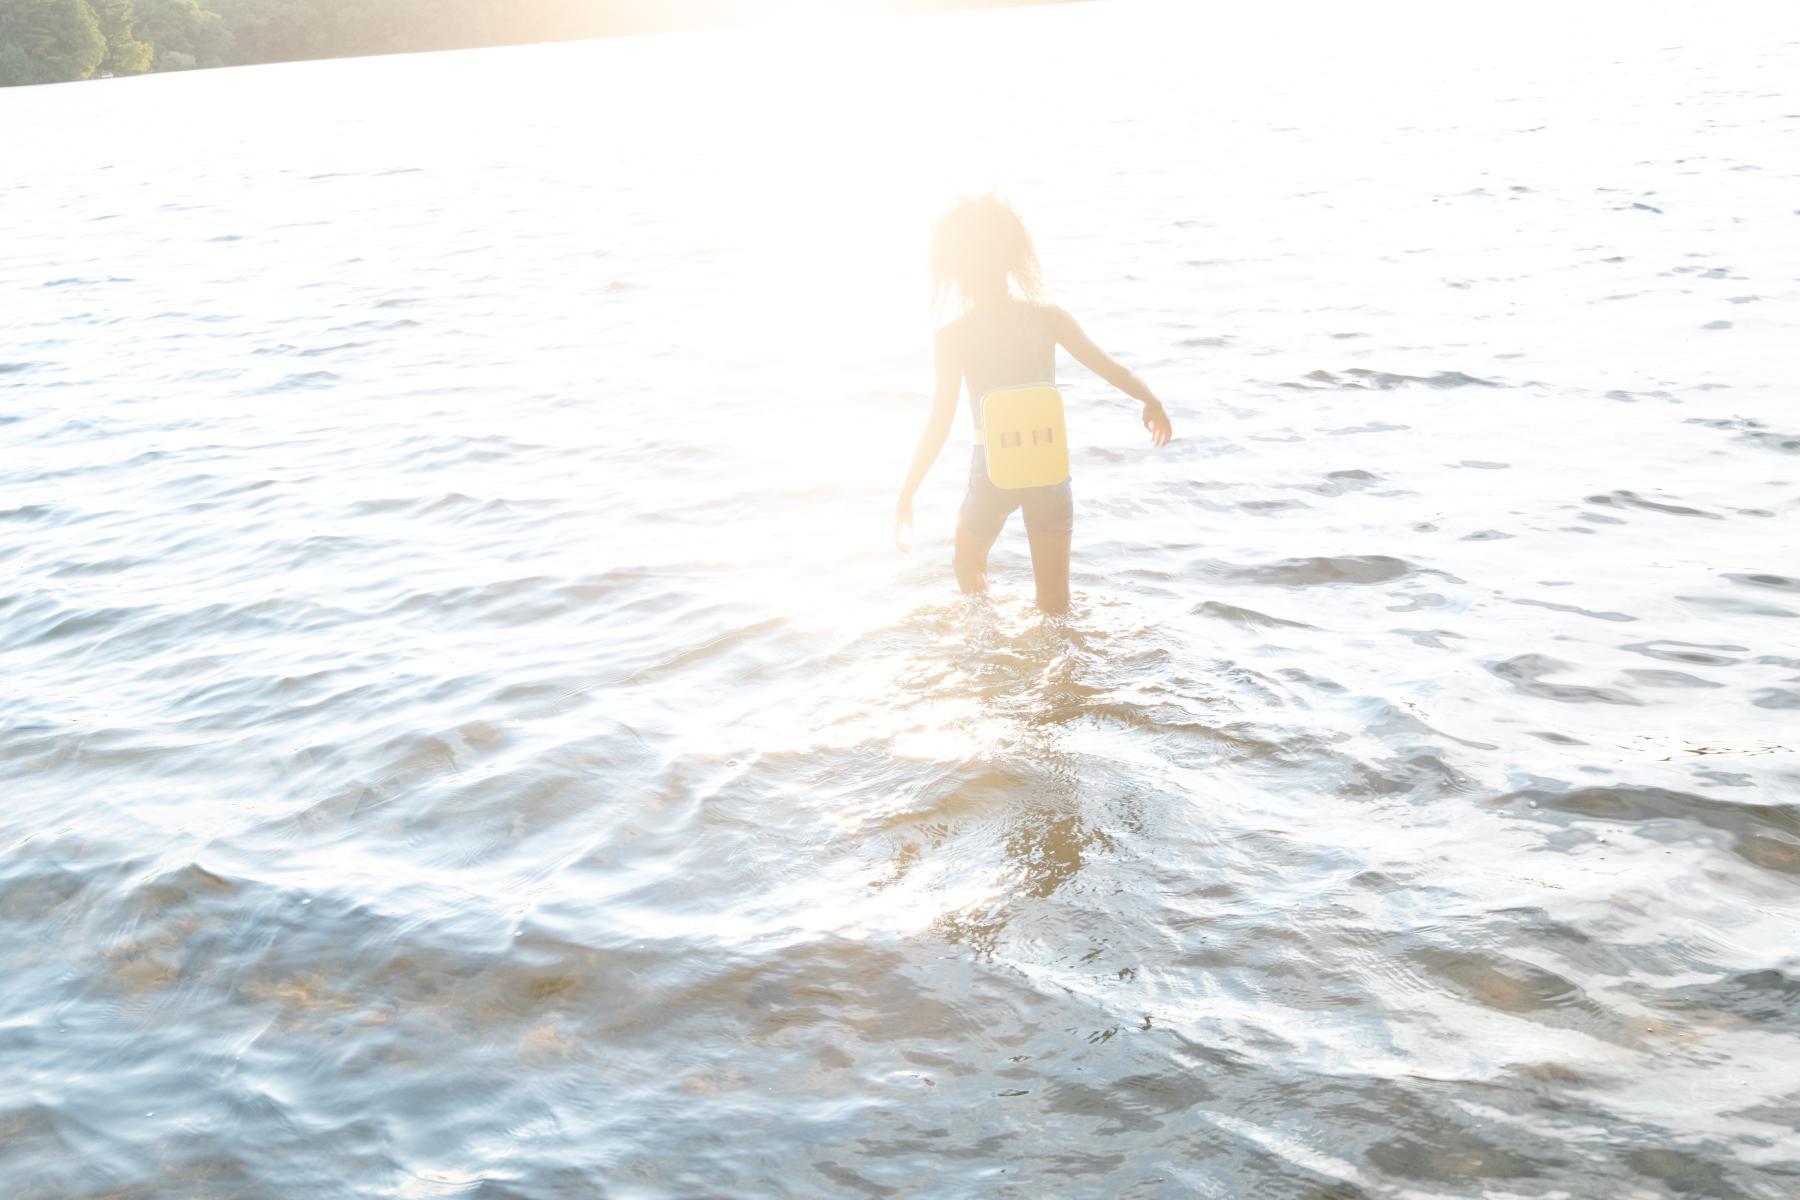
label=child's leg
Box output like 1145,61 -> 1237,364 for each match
955,451 -> 1016,596
1022,479 -> 1074,615
954,519 -> 1000,595
1026,530 -> 1071,615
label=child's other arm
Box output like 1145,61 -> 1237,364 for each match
893,326 -> 962,549
1045,305 -> 1173,446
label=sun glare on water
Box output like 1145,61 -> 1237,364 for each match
583,9 -> 1021,593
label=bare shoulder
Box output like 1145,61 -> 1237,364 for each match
1036,302 -> 1078,339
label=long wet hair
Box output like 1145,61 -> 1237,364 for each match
929,193 -> 1047,318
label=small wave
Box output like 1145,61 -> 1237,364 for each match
1486,654 -> 1640,706
1585,490 -> 1722,519
1685,416 -> 1761,430
624,617 -> 793,683
1677,593 -> 1796,619
339,317 -> 421,331
153,310 -> 235,324
1327,422 -> 1410,435
48,557 -> 145,579
1193,601 -> 1316,629
1741,429 -> 1800,454
1685,416 -> 1800,454
1236,498 -> 1310,515
134,861 -> 241,917
1356,368 -> 1500,389
1292,368 -> 1501,391
1510,596 -> 1635,622
260,371 -> 342,392
262,341 -> 373,358
1655,969 -> 1800,1025
1620,640 -> 1745,667
1498,784 -> 1800,875
1621,669 -> 1724,689
1724,572 -> 1799,593
346,495 -> 426,517
1209,554 -> 1428,588
1411,947 -> 1584,1014
1392,627 -> 1465,649
1295,469 -> 1381,497
15,605 -> 144,648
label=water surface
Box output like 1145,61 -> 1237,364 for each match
3,4 -> 1798,1197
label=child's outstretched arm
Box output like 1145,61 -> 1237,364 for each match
893,326 -> 962,550
1045,305 -> 1173,446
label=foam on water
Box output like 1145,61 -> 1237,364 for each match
3,3 -> 1798,1197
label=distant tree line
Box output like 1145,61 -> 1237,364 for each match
0,0 -> 1066,86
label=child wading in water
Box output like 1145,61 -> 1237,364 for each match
893,195 -> 1173,615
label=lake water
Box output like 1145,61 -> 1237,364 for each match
3,2 -> 1798,1196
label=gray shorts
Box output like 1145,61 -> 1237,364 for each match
957,447 -> 1074,539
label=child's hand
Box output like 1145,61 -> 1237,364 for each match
892,495 -> 913,552
1142,400 -> 1173,447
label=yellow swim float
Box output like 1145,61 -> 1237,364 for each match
980,384 -> 1069,490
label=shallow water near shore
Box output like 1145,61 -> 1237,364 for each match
3,3 -> 1799,1197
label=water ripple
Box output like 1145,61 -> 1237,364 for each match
3,8 -> 1797,1199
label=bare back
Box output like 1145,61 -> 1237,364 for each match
945,300 -> 1058,428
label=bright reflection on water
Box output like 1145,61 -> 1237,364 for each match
3,2 -> 1799,1197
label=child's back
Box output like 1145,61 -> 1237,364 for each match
945,299 -> 1058,427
